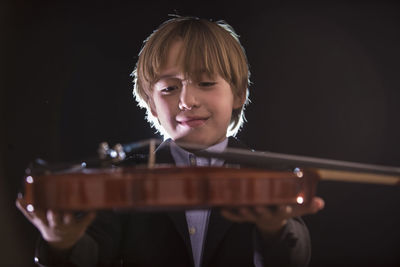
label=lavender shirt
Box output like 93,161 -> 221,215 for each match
170,139 -> 228,267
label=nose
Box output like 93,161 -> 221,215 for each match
179,83 -> 199,110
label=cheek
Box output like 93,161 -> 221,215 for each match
212,93 -> 234,118
153,97 -> 175,120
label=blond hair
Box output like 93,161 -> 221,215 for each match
132,16 -> 250,137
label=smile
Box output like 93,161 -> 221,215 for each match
177,117 -> 208,128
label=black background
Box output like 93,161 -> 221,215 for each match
1,0 -> 400,266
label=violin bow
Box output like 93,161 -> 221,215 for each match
116,139 -> 400,186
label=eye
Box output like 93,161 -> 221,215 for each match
198,82 -> 216,87
161,86 -> 178,94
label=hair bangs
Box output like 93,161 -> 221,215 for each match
179,36 -> 223,82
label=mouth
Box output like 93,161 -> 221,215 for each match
177,117 -> 208,128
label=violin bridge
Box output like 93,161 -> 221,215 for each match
148,139 -> 156,168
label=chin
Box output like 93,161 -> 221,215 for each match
174,133 -> 223,148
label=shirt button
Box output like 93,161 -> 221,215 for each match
189,226 -> 196,235
189,154 -> 197,166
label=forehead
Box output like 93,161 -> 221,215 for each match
154,40 -> 219,83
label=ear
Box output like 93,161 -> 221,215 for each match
233,90 -> 246,109
150,105 -> 158,118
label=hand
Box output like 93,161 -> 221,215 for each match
16,197 -> 96,250
221,197 -> 324,236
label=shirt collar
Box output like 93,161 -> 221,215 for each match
170,138 -> 228,167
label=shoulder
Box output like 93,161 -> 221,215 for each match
227,136 -> 252,150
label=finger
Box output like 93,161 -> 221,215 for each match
311,197 -> 325,212
237,207 -> 258,222
15,198 -> 34,220
33,208 -> 49,226
253,206 -> 289,234
221,209 -> 247,223
222,207 -> 262,223
253,206 -> 274,218
62,213 -> 75,225
16,198 -> 48,225
277,205 -> 293,219
291,197 -> 325,217
254,205 -> 292,220
47,210 -> 63,228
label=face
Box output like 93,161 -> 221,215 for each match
150,40 -> 243,147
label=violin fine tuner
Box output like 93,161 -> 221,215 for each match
97,142 -> 126,163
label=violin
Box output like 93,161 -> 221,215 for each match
22,139 -> 400,212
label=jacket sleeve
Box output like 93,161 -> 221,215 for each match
34,211 -> 123,267
35,233 -> 98,267
253,217 -> 311,267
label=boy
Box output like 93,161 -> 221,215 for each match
17,16 -> 324,267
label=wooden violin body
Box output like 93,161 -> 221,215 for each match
24,166 -> 319,211
22,139 -> 399,211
